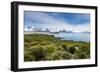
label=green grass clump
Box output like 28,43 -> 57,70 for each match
24,34 -> 90,62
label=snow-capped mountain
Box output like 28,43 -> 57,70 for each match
24,25 -> 90,33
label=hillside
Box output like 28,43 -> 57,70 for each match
24,34 -> 90,61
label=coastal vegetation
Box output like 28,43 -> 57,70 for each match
24,34 -> 90,61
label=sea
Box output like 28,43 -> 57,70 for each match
53,32 -> 90,42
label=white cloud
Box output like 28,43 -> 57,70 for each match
25,12 -> 90,32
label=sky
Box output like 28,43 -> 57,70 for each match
24,11 -> 90,32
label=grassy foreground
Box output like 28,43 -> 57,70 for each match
24,34 -> 90,61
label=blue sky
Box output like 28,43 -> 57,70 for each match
24,11 -> 90,32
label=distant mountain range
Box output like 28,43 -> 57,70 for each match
24,26 -> 90,33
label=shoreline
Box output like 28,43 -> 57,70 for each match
24,32 -> 90,43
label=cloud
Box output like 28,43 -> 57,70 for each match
24,12 -> 67,25
24,11 -> 90,32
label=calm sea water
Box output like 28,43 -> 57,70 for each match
54,32 -> 90,42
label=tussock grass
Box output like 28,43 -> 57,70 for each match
24,34 -> 90,61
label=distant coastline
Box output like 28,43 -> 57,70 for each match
24,31 -> 55,35
24,31 -> 90,34
24,31 -> 90,42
